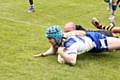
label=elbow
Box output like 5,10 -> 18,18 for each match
67,59 -> 76,66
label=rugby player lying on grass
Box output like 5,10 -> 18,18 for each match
34,25 -> 120,65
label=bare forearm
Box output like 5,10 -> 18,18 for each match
34,46 -> 57,57
43,46 -> 57,56
59,51 -> 73,63
57,47 -> 76,65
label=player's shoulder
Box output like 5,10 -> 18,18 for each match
63,36 -> 77,48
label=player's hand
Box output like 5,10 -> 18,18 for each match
33,53 -> 46,57
57,47 -> 66,54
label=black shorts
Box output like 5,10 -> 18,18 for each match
75,25 -> 113,37
96,30 -> 113,37
87,30 -> 113,37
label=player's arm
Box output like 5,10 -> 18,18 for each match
72,30 -> 86,36
64,30 -> 86,38
34,46 -> 57,57
57,47 -> 77,66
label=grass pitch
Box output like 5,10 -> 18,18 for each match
0,0 -> 120,80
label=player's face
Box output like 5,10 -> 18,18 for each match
48,38 -> 56,45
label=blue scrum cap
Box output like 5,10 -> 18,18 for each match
46,25 -> 63,45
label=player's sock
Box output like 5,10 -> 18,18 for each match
101,23 -> 115,31
29,0 -> 33,5
113,33 -> 120,38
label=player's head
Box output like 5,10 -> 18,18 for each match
46,25 -> 63,46
64,22 -> 76,32
64,22 -> 87,32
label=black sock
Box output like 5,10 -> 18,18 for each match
29,0 -> 33,5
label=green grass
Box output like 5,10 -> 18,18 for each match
0,0 -> 120,80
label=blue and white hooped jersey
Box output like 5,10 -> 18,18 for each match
63,35 -> 95,55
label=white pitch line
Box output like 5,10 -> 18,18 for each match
0,16 -> 42,26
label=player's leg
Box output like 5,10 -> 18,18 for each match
108,0 -> 112,10
107,37 -> 120,50
109,0 -> 117,20
91,17 -> 115,30
28,0 -> 35,13
91,17 -> 120,33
